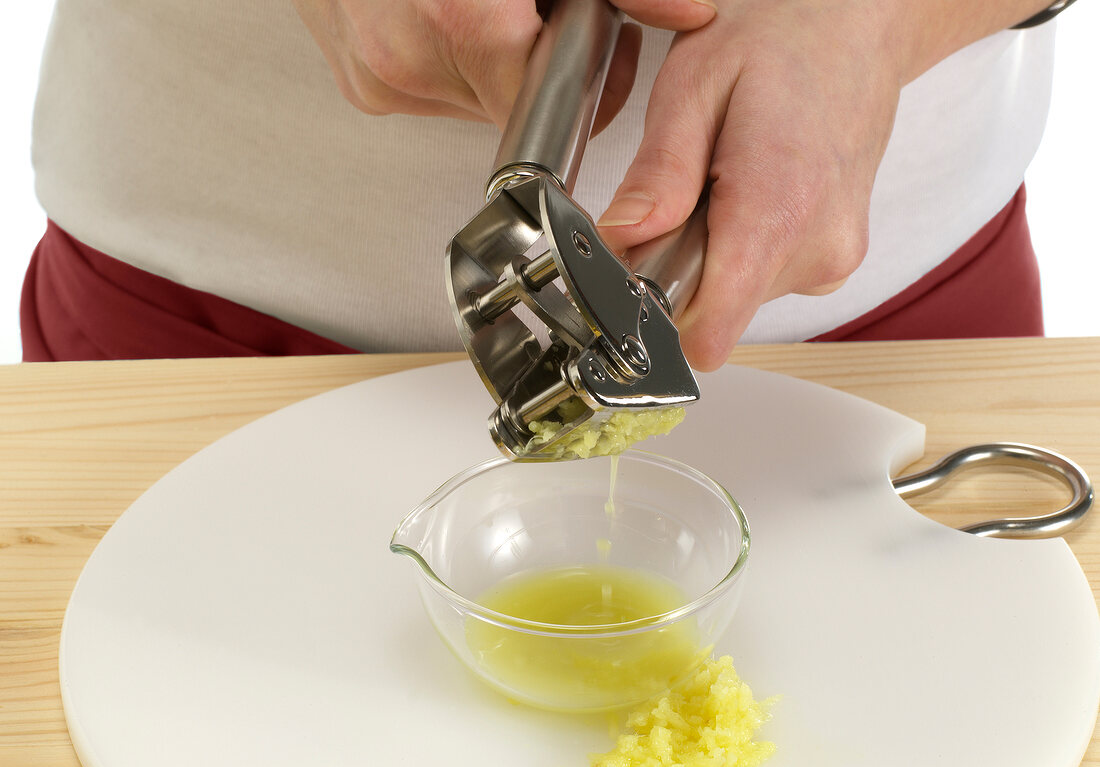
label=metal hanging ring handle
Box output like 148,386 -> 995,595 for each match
892,442 -> 1094,539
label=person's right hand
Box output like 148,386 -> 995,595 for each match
292,0 -> 715,131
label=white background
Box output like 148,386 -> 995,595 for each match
1,5 -> 1097,364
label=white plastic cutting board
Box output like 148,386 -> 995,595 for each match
60,362 -> 1100,767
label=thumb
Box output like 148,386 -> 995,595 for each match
596,54 -> 725,254
610,0 -> 717,31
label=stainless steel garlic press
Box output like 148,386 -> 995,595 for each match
447,0 -> 708,461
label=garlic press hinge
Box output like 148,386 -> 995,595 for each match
469,185 -> 698,460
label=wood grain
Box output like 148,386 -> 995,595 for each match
1,338 -> 1097,765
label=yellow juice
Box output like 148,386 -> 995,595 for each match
597,453 -> 620,565
466,564 -> 703,712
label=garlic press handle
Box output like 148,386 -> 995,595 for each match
488,0 -> 623,199
491,0 -> 708,322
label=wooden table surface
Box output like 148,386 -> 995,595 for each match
1,336 -> 1098,765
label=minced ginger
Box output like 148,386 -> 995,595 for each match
590,655 -> 776,767
528,402 -> 686,460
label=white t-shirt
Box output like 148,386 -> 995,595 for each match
31,0 -> 1055,351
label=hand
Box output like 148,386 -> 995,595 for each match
596,0 -> 915,371
292,0 -> 714,131
601,0 -> 1057,371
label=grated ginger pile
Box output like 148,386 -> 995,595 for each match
590,655 -> 775,767
528,404 -> 686,461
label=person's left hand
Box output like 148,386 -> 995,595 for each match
599,0 -> 914,371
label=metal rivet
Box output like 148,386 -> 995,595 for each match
621,335 -> 649,368
572,231 -> 592,257
639,305 -> 649,322
588,361 -> 606,381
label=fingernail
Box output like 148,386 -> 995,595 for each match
597,193 -> 656,227
690,0 -> 718,9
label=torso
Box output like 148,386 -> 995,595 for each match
31,0 -> 1055,350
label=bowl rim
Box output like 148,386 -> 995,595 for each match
390,450 -> 751,638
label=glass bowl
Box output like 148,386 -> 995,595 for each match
390,451 -> 750,713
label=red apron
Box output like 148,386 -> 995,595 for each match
20,225 -> 357,361
21,186 -> 1041,362
811,185 -> 1042,341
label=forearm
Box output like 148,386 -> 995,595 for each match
899,0 -> 1060,83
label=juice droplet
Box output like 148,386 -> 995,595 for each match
596,537 -> 612,563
